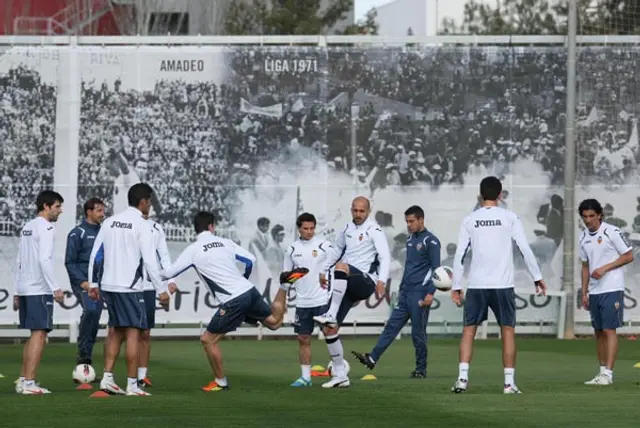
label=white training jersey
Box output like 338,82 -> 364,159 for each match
160,232 -> 257,304
283,235 -> 331,308
88,207 -> 165,294
14,216 -> 59,296
142,219 -> 176,292
321,217 -> 391,283
452,206 -> 542,290
113,169 -> 139,214
579,222 -> 632,295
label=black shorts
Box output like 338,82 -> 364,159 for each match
463,288 -> 516,328
294,304 -> 329,335
333,265 -> 376,325
207,288 -> 272,334
102,291 -> 148,330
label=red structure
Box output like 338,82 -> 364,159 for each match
1,0 -> 132,36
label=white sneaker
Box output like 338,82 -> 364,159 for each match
22,384 -> 51,395
584,373 -> 612,385
503,384 -> 522,394
15,379 -> 23,394
313,313 -> 338,328
100,378 -> 126,395
451,378 -> 468,393
322,376 -> 350,388
126,386 -> 151,396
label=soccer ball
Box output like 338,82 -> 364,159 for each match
432,266 -> 453,291
72,364 -> 96,384
327,359 -> 351,377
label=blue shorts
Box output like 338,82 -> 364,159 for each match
589,291 -> 624,331
463,288 -> 516,327
102,291 -> 148,330
207,288 -> 271,334
294,304 -> 328,335
143,290 -> 157,329
19,295 -> 54,332
333,265 -> 376,325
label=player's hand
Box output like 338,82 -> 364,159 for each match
158,292 -> 170,310
451,289 -> 464,306
88,287 -> 100,301
418,294 -> 434,308
319,273 -> 328,289
13,296 -> 19,311
375,280 -> 386,298
168,282 -> 178,294
591,266 -> 607,280
53,289 -> 64,303
582,292 -> 589,310
534,280 -> 547,296
80,281 -> 90,291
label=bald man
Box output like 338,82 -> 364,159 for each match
313,196 -> 391,388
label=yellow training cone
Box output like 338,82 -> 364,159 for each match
311,365 -> 325,371
633,362 -> 640,368
361,374 -> 377,380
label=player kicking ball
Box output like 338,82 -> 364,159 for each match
313,196 -> 391,388
159,211 -> 308,391
579,199 -> 633,385
450,176 -> 546,394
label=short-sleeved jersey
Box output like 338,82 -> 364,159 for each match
142,219 -> 175,292
88,207 -> 165,294
283,235 -> 331,308
452,206 -> 542,290
161,232 -> 257,304
321,217 -> 390,283
579,222 -> 632,294
15,217 -> 59,296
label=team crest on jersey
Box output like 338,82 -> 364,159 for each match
597,236 -> 603,244
358,234 -> 363,241
416,243 -> 423,250
219,309 -> 226,316
312,249 -> 318,258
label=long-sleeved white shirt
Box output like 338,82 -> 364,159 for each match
88,207 -> 166,294
283,235 -> 332,308
579,222 -> 633,295
160,231 -> 257,304
14,216 -> 60,296
321,217 -> 390,283
142,219 -> 176,292
452,206 -> 542,290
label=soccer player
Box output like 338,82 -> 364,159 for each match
579,198 -> 633,385
283,212 -> 332,387
450,176 -> 546,394
352,205 -> 440,378
313,196 -> 391,388
159,211 -> 303,392
14,190 -> 65,395
138,213 -> 178,389
65,197 -> 105,370
87,183 -> 170,396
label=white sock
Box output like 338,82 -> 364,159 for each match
327,277 -> 347,318
24,379 -> 35,387
103,372 -> 114,381
301,365 -> 311,381
18,376 -> 25,383
603,368 -> 613,379
504,368 -> 515,386
599,365 -> 606,375
138,367 -> 148,380
215,377 -> 228,387
127,377 -> 137,390
326,334 -> 346,378
458,362 -> 469,381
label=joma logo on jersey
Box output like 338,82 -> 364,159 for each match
474,219 -> 502,228
293,253 -> 303,258
111,221 -> 133,229
21,230 -> 32,236
202,242 -> 224,252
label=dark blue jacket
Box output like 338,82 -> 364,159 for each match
65,220 -> 102,289
400,229 -> 441,294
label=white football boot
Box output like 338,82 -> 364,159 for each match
503,384 -> 522,394
451,378 -> 468,393
313,313 -> 338,328
584,373 -> 612,385
322,376 -> 350,388
126,385 -> 151,396
100,377 -> 126,395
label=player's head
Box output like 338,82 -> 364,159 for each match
479,176 -> 502,202
296,212 -> 316,240
578,198 -> 603,231
127,182 -> 154,216
404,205 -> 425,233
36,190 -> 64,222
194,211 -> 216,234
84,197 -> 105,224
351,196 -> 371,225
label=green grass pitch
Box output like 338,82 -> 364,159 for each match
1,337 -> 640,427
